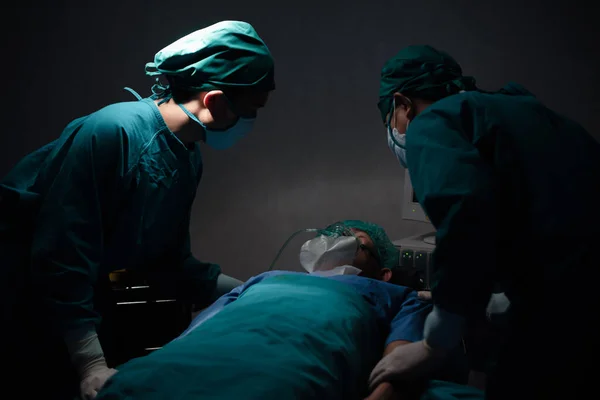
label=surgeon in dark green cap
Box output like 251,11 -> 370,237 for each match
1,20 -> 274,399
368,45 -> 600,399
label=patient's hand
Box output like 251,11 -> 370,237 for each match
417,291 -> 432,301
364,382 -> 397,400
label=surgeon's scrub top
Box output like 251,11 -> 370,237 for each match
97,272 -> 432,400
404,83 -> 600,318
0,97 -> 221,336
403,83 -> 600,398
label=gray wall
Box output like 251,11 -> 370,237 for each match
2,1 -> 598,280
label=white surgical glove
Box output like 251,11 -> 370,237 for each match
368,306 -> 465,390
368,340 -> 446,390
65,329 -> 117,399
423,305 -> 465,350
486,292 -> 510,320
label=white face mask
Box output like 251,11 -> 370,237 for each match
299,235 -> 359,274
387,125 -> 408,168
386,99 -> 410,168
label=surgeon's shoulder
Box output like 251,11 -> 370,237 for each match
67,101 -> 153,156
88,100 -> 156,132
410,92 -> 488,137
421,91 -> 486,120
65,116 -> 125,159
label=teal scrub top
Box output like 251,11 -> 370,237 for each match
405,83 -> 600,318
0,96 -> 221,336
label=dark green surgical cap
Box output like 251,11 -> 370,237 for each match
146,20 -> 275,94
324,220 -> 400,270
377,45 -> 476,122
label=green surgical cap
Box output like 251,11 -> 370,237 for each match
325,220 -> 400,270
145,20 -> 275,94
377,45 -> 476,122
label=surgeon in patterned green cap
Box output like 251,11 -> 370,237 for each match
1,20 -> 275,399
369,44 -> 600,399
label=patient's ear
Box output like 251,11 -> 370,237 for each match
380,268 -> 393,282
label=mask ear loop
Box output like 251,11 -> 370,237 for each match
388,98 -> 404,148
389,96 -> 415,149
387,98 -> 395,131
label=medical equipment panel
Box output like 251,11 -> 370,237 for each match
393,233 -> 436,290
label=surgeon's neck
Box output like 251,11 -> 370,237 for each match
155,98 -> 205,145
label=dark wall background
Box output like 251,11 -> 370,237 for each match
2,1 -> 598,280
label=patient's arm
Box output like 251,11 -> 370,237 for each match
366,292 -> 432,398
384,340 -> 412,356
364,382 -> 398,400
384,291 -> 432,346
363,341 -> 412,399
364,342 -> 413,400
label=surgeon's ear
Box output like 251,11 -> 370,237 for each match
380,268 -> 393,283
202,90 -> 230,120
393,92 -> 412,111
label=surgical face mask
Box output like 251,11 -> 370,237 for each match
178,103 -> 255,150
205,117 -> 255,150
387,126 -> 408,168
386,99 -> 410,168
299,235 -> 360,274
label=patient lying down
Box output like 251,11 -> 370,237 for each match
96,221 -> 446,399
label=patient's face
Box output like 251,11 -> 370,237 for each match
351,229 -> 392,282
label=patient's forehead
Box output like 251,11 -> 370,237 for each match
351,229 -> 375,248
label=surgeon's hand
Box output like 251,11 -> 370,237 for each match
65,329 -> 117,399
80,364 -> 118,399
368,340 -> 446,391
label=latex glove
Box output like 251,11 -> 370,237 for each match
80,364 -> 118,399
423,305 -> 465,350
368,306 -> 463,390
486,292 -> 510,320
65,330 -> 117,399
417,291 -> 432,301
368,340 -> 446,391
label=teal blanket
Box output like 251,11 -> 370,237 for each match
98,275 -> 383,399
